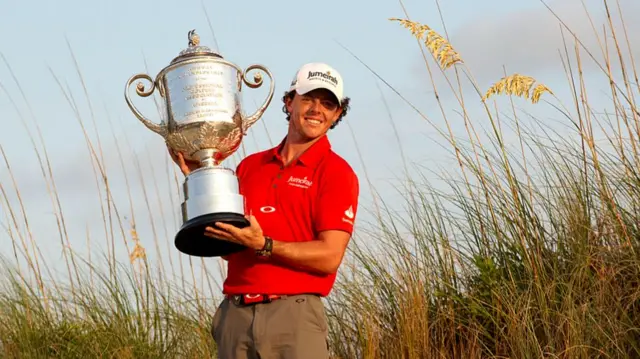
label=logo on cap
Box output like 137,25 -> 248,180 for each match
306,70 -> 339,86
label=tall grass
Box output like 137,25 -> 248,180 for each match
327,1 -> 640,358
0,0 -> 639,358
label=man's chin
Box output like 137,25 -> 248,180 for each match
301,131 -> 326,141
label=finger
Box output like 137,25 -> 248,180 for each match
204,230 -> 232,240
246,215 -> 262,232
167,147 -> 179,162
204,228 -> 235,241
205,225 -> 236,238
177,152 -> 186,165
176,152 -> 191,175
205,225 -> 227,233
167,148 -> 190,175
214,222 -> 241,236
205,233 -> 237,244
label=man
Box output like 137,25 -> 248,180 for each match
170,62 -> 359,359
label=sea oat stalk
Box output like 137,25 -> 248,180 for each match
389,17 -> 463,70
482,74 -> 554,104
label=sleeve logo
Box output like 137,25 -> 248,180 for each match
344,205 -> 354,219
342,205 -> 355,225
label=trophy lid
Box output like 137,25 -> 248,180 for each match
170,29 -> 223,64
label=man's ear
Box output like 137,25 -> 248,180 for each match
333,107 -> 344,122
285,94 -> 294,113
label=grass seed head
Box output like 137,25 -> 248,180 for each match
390,18 -> 463,70
482,73 -> 553,104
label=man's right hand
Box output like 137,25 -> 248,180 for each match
167,146 -> 200,176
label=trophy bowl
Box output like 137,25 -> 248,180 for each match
124,30 -> 275,257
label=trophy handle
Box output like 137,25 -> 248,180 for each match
241,64 -> 275,134
124,73 -> 167,137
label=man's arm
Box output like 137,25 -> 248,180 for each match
221,230 -> 350,274
214,163 -> 359,272
268,230 -> 351,275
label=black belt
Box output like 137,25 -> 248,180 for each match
226,293 -> 320,306
227,294 -> 283,305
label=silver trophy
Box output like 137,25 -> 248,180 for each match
124,30 -> 275,257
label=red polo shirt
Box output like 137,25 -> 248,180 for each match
222,134 -> 359,297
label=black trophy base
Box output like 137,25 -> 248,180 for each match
175,212 -> 249,257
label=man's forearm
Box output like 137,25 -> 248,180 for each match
270,238 -> 342,276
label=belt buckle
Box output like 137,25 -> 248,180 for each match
231,294 -> 282,306
243,294 -> 264,305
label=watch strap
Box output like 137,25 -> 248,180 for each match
256,236 -> 273,258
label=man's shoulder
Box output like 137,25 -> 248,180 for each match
321,149 -> 358,180
237,148 -> 271,170
239,150 -> 268,165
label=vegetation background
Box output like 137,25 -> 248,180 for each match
0,0 -> 639,358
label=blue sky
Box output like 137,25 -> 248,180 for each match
1,0 -> 638,289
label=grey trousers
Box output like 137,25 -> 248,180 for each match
211,294 -> 330,359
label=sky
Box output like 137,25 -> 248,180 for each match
1,0 -> 638,292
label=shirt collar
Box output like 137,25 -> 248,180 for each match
267,135 -> 331,168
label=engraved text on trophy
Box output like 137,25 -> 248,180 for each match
166,62 -> 236,125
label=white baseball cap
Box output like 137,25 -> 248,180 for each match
288,62 -> 344,105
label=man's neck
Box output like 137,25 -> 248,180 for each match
280,134 -> 324,166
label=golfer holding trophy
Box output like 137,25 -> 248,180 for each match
125,29 -> 358,358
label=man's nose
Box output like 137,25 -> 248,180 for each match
308,99 -> 321,112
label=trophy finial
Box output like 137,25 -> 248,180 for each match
171,28 -> 221,64
188,29 -> 200,47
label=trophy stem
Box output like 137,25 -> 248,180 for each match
194,149 -> 219,167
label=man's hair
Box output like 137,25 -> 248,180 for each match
281,90 -> 351,130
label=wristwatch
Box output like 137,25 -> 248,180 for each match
255,236 -> 273,259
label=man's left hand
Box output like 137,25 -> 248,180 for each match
204,215 -> 266,250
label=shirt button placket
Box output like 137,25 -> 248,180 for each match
277,165 -> 285,183
269,166 -> 284,205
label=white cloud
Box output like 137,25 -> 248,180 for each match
414,0 -> 640,86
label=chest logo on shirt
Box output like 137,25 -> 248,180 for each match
260,206 -> 276,213
287,176 -> 313,189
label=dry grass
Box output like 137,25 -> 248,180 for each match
389,17 -> 463,70
482,73 -> 555,104
326,2 -> 640,358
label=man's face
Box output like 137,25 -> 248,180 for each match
285,89 -> 343,141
